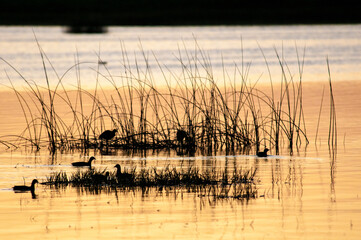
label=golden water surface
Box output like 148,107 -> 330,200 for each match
0,80 -> 360,239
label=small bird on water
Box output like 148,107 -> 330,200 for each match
13,179 -> 38,192
257,148 -> 269,157
114,164 -> 132,182
71,156 -> 96,167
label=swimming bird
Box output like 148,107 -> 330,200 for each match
257,148 -> 269,157
13,179 -> 38,192
114,164 -> 132,183
98,60 -> 107,65
99,129 -> 117,142
71,156 -> 96,167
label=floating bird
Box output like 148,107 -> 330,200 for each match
13,179 -> 38,192
176,129 -> 187,145
257,148 -> 269,157
72,156 -> 96,167
98,60 -> 107,65
114,164 -> 132,183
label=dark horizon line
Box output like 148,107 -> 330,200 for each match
1,1 -> 361,27
1,19 -> 361,27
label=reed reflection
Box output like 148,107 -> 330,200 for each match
329,150 -> 337,203
264,158 -> 304,199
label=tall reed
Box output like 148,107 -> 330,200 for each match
0,41 -> 330,156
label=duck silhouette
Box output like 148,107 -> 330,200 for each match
257,148 -> 269,157
72,156 -> 96,167
13,179 -> 38,192
114,164 -> 132,183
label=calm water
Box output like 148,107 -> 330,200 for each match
0,25 -> 361,239
0,25 -> 361,89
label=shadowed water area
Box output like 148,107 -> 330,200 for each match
0,26 -> 361,239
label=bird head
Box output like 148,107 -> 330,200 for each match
89,156 -> 96,162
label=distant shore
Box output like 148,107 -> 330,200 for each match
1,0 -> 360,26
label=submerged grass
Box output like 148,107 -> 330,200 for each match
0,40 -> 336,155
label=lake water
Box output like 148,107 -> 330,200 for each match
1,25 -> 361,89
0,25 -> 361,239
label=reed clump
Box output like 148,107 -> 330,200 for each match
0,41 -> 338,155
44,166 -> 258,200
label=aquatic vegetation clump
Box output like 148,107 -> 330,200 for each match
44,166 -> 258,200
45,171 -> 69,186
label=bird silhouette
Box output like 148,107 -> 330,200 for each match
13,179 -> 38,192
256,148 -> 269,157
176,129 -> 187,145
99,129 -> 117,141
99,129 -> 117,149
72,156 -> 96,167
114,164 -> 132,183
